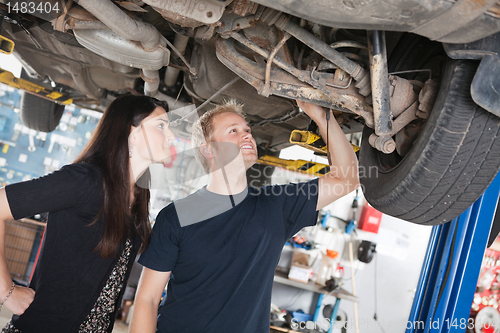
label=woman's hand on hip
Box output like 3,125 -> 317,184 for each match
4,285 -> 35,315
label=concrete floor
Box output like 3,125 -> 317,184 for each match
0,308 -> 129,332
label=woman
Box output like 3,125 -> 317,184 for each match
0,94 -> 175,332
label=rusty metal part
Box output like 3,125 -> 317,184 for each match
368,30 -> 392,138
229,0 -> 259,16
389,75 -> 417,118
487,1 -> 500,18
78,0 -> 161,51
417,79 -> 440,119
228,31 -> 314,85
229,30 -> 353,91
395,119 -> 425,157
52,0 -> 74,33
354,69 -> 371,97
61,7 -> 106,31
331,40 -> 368,50
391,100 -> 418,135
370,81 -> 420,147
242,23 -> 280,51
274,16 -> 371,97
318,60 -> 337,71
194,22 -> 220,44
217,14 -> 257,34
256,7 -> 288,27
261,32 -> 291,97
65,19 -> 107,31
368,99 -> 418,153
368,134 -> 395,154
143,0 -> 232,28
154,9 -> 202,28
215,37 -> 375,127
241,23 -> 295,68
368,77 -> 438,154
311,67 -> 353,89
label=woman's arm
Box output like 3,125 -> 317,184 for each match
129,267 -> 171,333
0,188 -> 35,314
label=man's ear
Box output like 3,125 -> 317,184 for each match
200,143 -> 213,159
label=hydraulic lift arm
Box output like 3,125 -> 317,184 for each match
0,68 -> 72,105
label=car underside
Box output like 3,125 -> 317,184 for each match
1,0 -> 500,225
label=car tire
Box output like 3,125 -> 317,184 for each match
20,92 -> 65,133
359,54 -> 500,224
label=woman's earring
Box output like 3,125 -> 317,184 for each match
129,148 -> 132,159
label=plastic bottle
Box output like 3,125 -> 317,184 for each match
316,249 -> 338,286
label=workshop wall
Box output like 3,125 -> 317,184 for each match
337,214 -> 432,332
270,145 -> 432,332
270,187 -> 364,319
0,86 -> 100,186
271,204 -> 432,332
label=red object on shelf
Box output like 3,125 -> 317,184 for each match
358,205 -> 383,234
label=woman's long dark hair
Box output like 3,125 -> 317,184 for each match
74,95 -> 169,257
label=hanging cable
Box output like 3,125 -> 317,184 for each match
373,249 -> 387,333
170,77 -> 240,126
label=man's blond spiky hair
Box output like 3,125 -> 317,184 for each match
191,100 -> 246,174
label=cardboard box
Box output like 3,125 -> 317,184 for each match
288,264 -> 313,284
291,250 -> 310,266
288,250 -> 313,284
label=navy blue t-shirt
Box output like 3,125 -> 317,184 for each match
139,178 -> 319,333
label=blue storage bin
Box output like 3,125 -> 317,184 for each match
292,311 -> 312,322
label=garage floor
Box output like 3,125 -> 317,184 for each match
0,308 -> 129,332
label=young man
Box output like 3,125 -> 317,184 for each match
130,100 -> 359,333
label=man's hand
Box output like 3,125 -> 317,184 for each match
296,100 -> 360,210
3,285 -> 35,315
297,100 -> 327,123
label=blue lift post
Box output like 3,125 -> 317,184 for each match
406,172 -> 500,333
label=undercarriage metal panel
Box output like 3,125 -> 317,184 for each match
251,0 -> 500,43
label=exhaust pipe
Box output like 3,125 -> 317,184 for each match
164,34 -> 190,87
77,0 -> 160,50
75,0 -> 170,97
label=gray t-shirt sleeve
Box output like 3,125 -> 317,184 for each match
139,204 -> 180,272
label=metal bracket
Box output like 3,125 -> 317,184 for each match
216,13 -> 257,34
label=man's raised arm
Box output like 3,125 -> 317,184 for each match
297,101 -> 360,210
